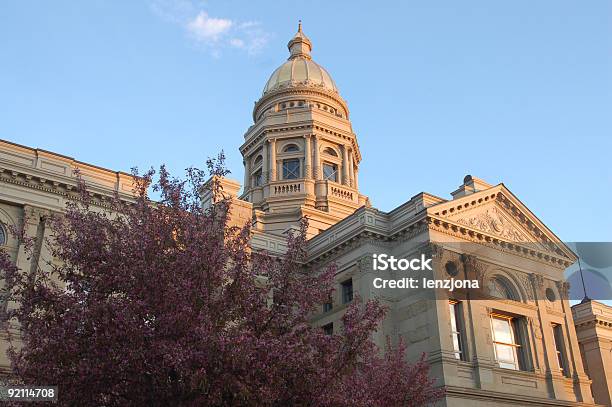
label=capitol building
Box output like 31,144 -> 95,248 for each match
1,25 -> 611,406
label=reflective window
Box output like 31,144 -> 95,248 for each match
323,163 -> 338,182
552,324 -> 567,375
284,144 -> 299,153
282,159 -> 300,179
449,301 -> 465,360
491,315 -> 519,370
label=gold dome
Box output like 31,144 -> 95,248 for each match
262,23 -> 338,95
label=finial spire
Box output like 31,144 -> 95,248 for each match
287,21 -> 312,60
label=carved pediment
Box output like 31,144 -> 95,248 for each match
427,185 -> 576,261
455,206 -> 530,243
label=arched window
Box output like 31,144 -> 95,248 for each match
323,147 -> 338,157
488,276 -> 519,301
253,155 -> 263,166
283,144 -> 299,153
0,223 -> 6,246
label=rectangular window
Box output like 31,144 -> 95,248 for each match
323,300 -> 333,313
491,314 -> 520,370
552,324 -> 567,374
323,163 -> 338,182
282,159 -> 300,180
253,169 -> 263,186
341,279 -> 353,304
322,323 -> 333,335
449,301 -> 465,361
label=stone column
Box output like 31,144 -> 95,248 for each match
313,135 -> 321,180
262,142 -> 268,183
270,138 -> 277,181
304,135 -> 312,179
341,145 -> 349,185
348,148 -> 354,187
354,167 -> 359,189
243,157 -> 250,190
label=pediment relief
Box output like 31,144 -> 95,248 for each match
453,206 -> 531,243
429,188 -> 574,260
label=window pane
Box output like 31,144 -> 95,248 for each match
323,163 -> 337,181
283,159 -> 300,179
342,279 -> 353,304
254,170 -> 263,186
452,334 -> 461,359
449,303 -> 458,331
492,318 -> 513,344
553,324 -> 566,372
449,302 -> 464,360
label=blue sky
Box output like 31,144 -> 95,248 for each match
1,0 -> 611,241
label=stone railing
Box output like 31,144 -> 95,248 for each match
327,182 -> 358,204
271,180 -> 304,196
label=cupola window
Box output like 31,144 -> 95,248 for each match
283,144 -> 299,153
282,159 -> 300,180
323,163 -> 338,182
253,169 -> 263,187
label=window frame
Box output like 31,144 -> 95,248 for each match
449,300 -> 466,361
282,158 -> 301,180
323,299 -> 333,313
253,168 -> 263,187
341,279 -> 353,304
322,147 -> 338,157
283,144 -> 300,153
322,162 -> 338,182
490,313 -> 521,370
552,323 -> 568,375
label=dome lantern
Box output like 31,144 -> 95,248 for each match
288,21 -> 312,60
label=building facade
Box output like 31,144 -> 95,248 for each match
0,25 -> 610,406
572,300 -> 612,406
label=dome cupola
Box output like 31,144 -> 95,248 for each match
262,22 -> 338,95
240,24 -> 368,238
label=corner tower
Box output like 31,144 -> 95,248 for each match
239,24 -> 369,237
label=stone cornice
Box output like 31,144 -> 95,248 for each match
0,140 -> 137,210
240,122 -> 362,164
428,215 -> 573,268
0,168 -> 128,210
254,85 -> 349,121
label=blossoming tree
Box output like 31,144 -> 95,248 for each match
0,157 -> 444,406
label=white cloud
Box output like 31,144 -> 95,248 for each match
229,38 -> 245,48
150,1 -> 269,57
187,12 -> 233,43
